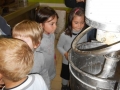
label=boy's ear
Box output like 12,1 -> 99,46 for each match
0,73 -> 3,79
34,42 -> 40,49
40,23 -> 43,27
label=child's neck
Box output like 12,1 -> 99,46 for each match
3,77 -> 27,89
44,31 -> 51,35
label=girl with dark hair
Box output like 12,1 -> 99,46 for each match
64,0 -> 96,42
35,6 -> 58,83
57,7 -> 87,90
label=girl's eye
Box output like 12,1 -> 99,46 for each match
50,23 -> 54,25
81,22 -> 84,24
74,22 -> 78,24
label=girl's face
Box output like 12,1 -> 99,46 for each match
72,15 -> 85,32
42,16 -> 58,34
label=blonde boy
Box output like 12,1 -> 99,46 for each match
12,20 -> 50,89
0,38 -> 48,90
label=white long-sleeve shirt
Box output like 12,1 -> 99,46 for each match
2,74 -> 48,90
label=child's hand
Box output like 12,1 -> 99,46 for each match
64,52 -> 68,60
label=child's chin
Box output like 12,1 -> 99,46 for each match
76,29 -> 81,32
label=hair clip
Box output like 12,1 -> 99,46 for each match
74,8 -> 79,14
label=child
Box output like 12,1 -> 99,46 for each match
12,20 -> 50,89
57,7 -> 87,90
0,38 -> 48,90
35,6 -> 58,80
64,0 -> 96,42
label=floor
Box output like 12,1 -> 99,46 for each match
51,39 -> 62,90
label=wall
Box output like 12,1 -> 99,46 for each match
28,0 -> 64,3
7,11 -> 31,27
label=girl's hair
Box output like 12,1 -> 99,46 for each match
65,7 -> 85,37
35,6 -> 58,23
12,20 -> 43,46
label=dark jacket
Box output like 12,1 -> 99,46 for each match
64,0 -> 85,9
0,16 -> 11,36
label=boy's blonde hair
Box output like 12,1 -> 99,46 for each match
12,20 -> 43,46
0,38 -> 33,82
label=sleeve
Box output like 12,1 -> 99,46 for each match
57,32 -> 66,56
0,16 -> 11,36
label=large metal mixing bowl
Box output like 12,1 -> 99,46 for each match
69,27 -> 120,90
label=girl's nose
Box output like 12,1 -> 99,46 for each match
78,24 -> 81,28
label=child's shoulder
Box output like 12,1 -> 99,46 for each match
34,51 -> 44,61
60,31 -> 69,38
27,74 -> 48,90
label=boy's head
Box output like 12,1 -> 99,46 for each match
0,38 -> 33,82
12,20 -> 43,50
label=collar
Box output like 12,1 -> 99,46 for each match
72,30 -> 81,35
72,33 -> 78,35
43,33 -> 52,38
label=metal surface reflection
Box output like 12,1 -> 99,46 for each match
69,0 -> 120,90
